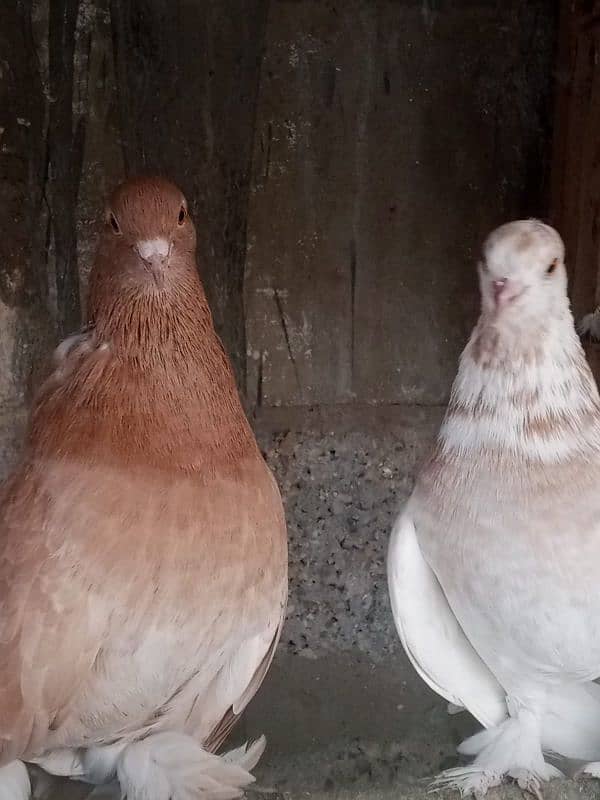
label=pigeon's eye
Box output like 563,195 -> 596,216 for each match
546,259 -> 557,276
108,212 -> 121,235
177,205 -> 187,226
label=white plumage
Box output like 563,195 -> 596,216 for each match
387,220 -> 600,795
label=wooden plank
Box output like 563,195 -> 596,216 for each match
551,1 -> 600,318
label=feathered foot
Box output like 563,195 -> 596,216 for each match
0,761 -> 30,800
30,748 -> 86,779
578,762 -> 600,780
116,734 -> 266,800
577,308 -> 600,340
430,709 -> 561,797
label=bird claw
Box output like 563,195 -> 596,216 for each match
512,770 -> 543,800
429,765 -> 559,798
428,767 -> 503,797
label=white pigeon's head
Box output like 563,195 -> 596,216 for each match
478,220 -> 567,326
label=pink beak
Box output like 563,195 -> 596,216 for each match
493,278 -> 509,307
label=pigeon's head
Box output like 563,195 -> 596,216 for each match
97,176 -> 197,292
478,220 -> 567,325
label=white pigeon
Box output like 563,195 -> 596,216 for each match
387,219 -> 600,796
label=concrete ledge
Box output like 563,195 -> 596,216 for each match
251,404 -> 445,438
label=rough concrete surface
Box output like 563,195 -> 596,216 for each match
253,406 -> 442,661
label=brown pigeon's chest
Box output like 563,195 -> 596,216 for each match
35,453 -> 285,609
14,454 -> 286,750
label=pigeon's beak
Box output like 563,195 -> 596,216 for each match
134,238 -> 170,285
492,277 -> 521,310
493,279 -> 508,304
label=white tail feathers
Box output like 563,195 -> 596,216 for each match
0,761 -> 30,800
116,733 -> 266,800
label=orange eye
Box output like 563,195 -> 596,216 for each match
109,212 -> 121,235
178,205 -> 187,226
546,259 -> 557,275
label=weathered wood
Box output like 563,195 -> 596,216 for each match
551,0 -> 600,318
47,0 -> 84,336
245,0 -> 557,407
0,0 -> 47,309
0,0 -> 56,475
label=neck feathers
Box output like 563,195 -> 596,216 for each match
438,310 -> 600,464
30,273 -> 256,473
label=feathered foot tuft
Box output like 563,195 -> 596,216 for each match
577,308 -> 600,340
0,761 -> 30,800
429,765 -> 504,797
29,748 -> 86,779
430,709 -> 561,797
578,762 -> 600,780
82,742 -> 127,784
116,733 -> 266,800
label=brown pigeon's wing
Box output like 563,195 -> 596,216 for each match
204,602 -> 286,754
0,453 -> 286,759
0,465 -> 109,761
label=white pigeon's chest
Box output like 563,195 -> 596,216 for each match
411,457 -> 600,688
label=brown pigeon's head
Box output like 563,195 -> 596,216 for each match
95,176 -> 197,294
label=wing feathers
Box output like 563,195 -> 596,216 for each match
387,511 -> 507,728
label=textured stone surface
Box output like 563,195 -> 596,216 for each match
254,407 -> 442,662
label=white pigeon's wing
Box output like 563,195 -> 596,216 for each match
387,510 -> 507,729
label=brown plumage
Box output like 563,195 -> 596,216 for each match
0,176 -> 288,800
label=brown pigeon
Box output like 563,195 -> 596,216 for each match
0,176 -> 288,800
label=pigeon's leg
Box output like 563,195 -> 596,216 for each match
431,698 -> 561,797
115,732 -> 266,800
0,761 -> 31,800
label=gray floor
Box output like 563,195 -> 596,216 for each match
34,651 -> 600,800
